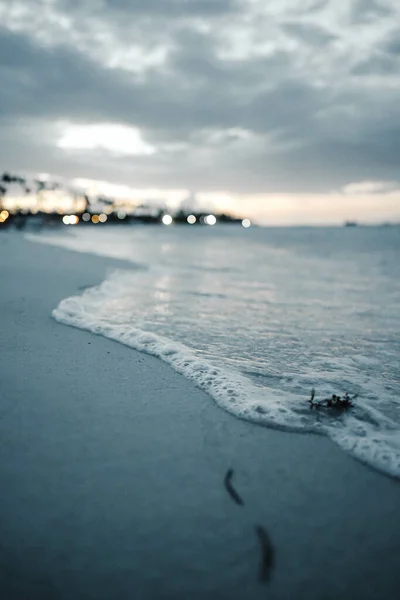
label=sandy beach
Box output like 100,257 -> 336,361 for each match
1,230 -> 400,600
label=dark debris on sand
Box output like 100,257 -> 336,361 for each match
255,525 -> 275,583
223,469 -> 244,506
309,388 -> 358,411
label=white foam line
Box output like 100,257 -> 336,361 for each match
52,290 -> 309,432
53,286 -> 400,479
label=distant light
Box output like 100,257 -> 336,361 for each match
91,214 -> 100,224
205,214 -> 216,225
82,212 -> 91,222
187,214 -> 196,224
117,210 -> 126,219
1,210 -> 9,219
162,214 -> 173,225
242,218 -> 251,228
62,215 -> 79,225
0,215 -> 5,223
99,213 -> 107,223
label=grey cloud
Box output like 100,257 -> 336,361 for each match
0,28 -> 123,121
382,34 -> 400,55
58,0 -> 239,19
276,0 -> 330,18
104,0 -> 239,16
167,28 -> 294,111
240,80 -> 329,138
352,53 -> 400,75
349,0 -> 395,23
0,26 -> 297,138
1,0 -> 400,194
0,29 -> 182,131
281,22 -> 336,46
307,0 -> 330,12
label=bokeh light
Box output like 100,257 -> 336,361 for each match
205,214 -> 216,225
62,214 -> 79,225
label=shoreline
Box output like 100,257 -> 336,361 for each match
1,230 -> 400,599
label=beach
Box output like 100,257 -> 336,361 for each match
1,230 -> 400,600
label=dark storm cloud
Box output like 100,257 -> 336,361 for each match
0,28 -> 106,121
1,0 -> 400,193
0,25 -> 297,137
0,27 -> 230,136
0,25 -> 316,144
0,27 -> 138,122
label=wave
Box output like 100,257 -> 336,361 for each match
27,228 -> 400,479
53,279 -> 400,480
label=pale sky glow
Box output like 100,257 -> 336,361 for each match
342,181 -> 399,195
1,0 -> 400,223
71,178 -> 189,206
73,177 -> 400,225
58,123 -> 156,156
234,191 -> 400,225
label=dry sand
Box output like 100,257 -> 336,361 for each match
1,230 -> 399,600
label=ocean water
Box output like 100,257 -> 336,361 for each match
30,225 -> 400,477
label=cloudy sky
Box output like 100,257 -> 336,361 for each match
1,0 -> 400,224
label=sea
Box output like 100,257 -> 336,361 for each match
30,224 -> 400,478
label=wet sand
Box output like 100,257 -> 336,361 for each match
1,230 -> 399,599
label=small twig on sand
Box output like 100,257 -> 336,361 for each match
223,469 -> 244,506
255,525 -> 275,583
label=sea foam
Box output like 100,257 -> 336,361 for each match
29,226 -> 400,479
53,284 -> 306,432
53,273 -> 400,480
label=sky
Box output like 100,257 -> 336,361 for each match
1,0 -> 400,224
